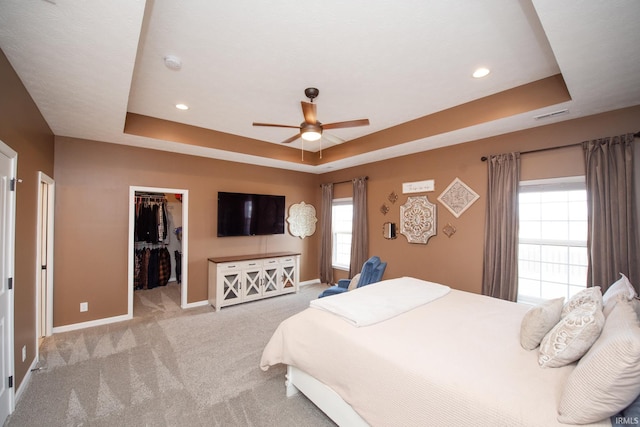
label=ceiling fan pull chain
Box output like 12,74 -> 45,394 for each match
301,139 -> 304,162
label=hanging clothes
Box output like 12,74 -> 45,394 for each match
134,194 -> 171,290
134,246 -> 171,290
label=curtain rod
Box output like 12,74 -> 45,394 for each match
481,131 -> 640,161
320,176 -> 368,187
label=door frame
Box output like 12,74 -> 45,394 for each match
128,186 -> 189,315
35,172 -> 54,341
0,140 -> 16,421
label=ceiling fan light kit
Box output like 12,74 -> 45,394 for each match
301,122 -> 322,141
253,87 -> 370,148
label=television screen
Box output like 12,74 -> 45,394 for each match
217,192 -> 285,237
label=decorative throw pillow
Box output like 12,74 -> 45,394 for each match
520,297 -> 564,350
561,286 -> 602,318
558,299 -> 640,424
539,305 -> 605,368
347,273 -> 361,291
603,273 -> 637,317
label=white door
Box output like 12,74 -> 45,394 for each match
0,145 -> 16,424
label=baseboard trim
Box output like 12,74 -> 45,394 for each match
51,282 -> 319,334
182,300 -> 209,309
300,278 -> 321,287
14,356 -> 39,407
52,313 -> 132,334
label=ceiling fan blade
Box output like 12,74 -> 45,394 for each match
322,132 -> 345,146
253,122 -> 300,129
322,119 -> 370,130
301,101 -> 317,124
281,134 -> 300,144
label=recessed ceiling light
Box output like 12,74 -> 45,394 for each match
473,67 -> 490,78
175,103 -> 189,110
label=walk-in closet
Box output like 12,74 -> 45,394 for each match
133,192 -> 183,293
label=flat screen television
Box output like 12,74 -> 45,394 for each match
217,192 -> 285,237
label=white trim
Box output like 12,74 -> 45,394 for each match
0,141 -> 18,419
299,278 -> 321,287
182,300 -> 208,309
35,172 -> 54,347
519,175 -> 585,192
128,186 -> 189,316
52,313 -> 130,334
14,356 -> 38,405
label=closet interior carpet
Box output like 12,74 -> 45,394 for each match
6,282 -> 336,426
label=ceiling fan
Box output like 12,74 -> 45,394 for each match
253,87 -> 370,144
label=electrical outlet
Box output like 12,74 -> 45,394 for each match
80,302 -> 88,312
22,345 -> 26,362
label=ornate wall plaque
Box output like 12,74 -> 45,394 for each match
437,178 -> 479,218
400,196 -> 437,244
287,202 -> 317,239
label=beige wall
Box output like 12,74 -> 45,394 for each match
53,137 -> 320,326
0,50 -> 55,388
320,106 -> 640,294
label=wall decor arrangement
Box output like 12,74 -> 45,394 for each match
287,201 -> 317,239
399,196 -> 437,244
380,204 -> 390,215
443,223 -> 457,238
437,177 -> 480,218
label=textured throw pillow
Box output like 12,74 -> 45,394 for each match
558,299 -> 640,424
603,273 -> 637,317
520,297 -> 564,350
561,286 -> 602,318
539,305 -> 605,368
347,273 -> 361,291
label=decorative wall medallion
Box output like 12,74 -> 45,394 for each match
437,178 -> 480,218
287,202 -> 317,239
400,196 -> 437,244
380,204 -> 390,215
388,191 -> 398,204
443,223 -> 457,238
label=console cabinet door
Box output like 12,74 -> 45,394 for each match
280,256 -> 297,294
243,262 -> 264,301
262,258 -> 280,296
218,267 -> 242,307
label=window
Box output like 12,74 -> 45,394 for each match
332,198 -> 353,270
517,177 -> 588,305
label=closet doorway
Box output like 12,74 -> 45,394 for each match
128,186 -> 189,317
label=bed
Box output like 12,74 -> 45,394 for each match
260,277 -> 627,426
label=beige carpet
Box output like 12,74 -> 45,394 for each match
7,282 -> 336,426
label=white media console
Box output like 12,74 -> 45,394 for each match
208,252 -> 300,311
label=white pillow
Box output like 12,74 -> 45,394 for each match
538,305 -> 605,368
561,286 -> 602,318
603,273 -> 637,317
347,273 -> 361,291
520,297 -> 564,350
558,298 -> 640,424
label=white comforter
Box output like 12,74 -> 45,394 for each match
261,279 -> 611,427
310,276 -> 450,326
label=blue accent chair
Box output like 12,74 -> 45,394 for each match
318,256 -> 387,298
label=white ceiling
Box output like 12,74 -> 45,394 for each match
1,0 -> 639,173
